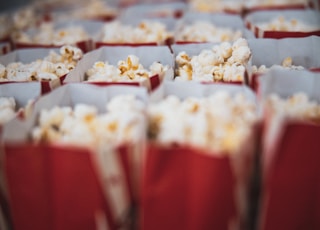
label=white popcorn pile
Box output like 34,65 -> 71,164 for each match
86,54 -> 168,83
100,20 -> 173,45
148,91 -> 257,154
14,22 -> 90,46
32,95 -> 146,147
0,45 -> 83,82
175,38 -> 251,82
257,16 -> 319,32
265,93 -> 320,124
252,57 -> 304,74
0,97 -> 16,124
12,6 -> 39,31
176,21 -> 243,43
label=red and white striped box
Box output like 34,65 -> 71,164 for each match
258,69 -> 320,230
2,83 -> 148,230
244,9 -> 320,39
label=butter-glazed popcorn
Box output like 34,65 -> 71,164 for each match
265,93 -> 320,124
175,38 -> 251,82
257,16 -> 319,32
0,97 -> 16,124
14,22 -> 90,46
176,21 -> 242,43
32,95 -> 146,148
148,91 -> 257,154
0,45 -> 83,82
86,54 -> 168,83
100,20 -> 173,45
252,57 -> 304,74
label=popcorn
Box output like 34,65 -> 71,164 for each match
252,57 -> 305,74
175,38 -> 251,82
265,93 -> 320,124
0,97 -> 16,124
13,22 -> 90,46
148,92 -> 257,154
86,54 -> 168,83
32,95 -> 146,147
257,16 -> 320,32
176,21 -> 243,43
0,45 -> 83,82
99,20 -> 173,45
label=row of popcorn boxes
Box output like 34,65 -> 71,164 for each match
0,0 -> 318,31
2,8 -> 320,50
2,69 -> 320,229
1,36 -> 320,93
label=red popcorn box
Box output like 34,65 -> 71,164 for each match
142,82 -> 259,230
1,83 -> 148,230
171,41 -> 252,85
174,12 -> 255,44
64,45 -> 174,92
120,2 -> 187,19
248,36 -> 320,93
13,20 -> 104,53
258,69 -> 320,230
0,47 -> 79,94
94,17 -> 175,48
244,9 -> 320,39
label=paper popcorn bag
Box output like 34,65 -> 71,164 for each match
142,81 -> 259,230
13,20 -> 104,53
174,12 -> 253,44
2,83 -> 148,230
258,69 -> 320,230
248,36 -> 320,93
64,45 -> 174,91
0,47 -> 83,94
94,17 -> 175,48
245,9 -> 320,38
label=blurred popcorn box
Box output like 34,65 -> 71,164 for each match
258,69 -> 320,230
0,82 -> 41,123
174,12 -> 255,44
0,48 -> 75,94
94,17 -> 176,48
2,83 -> 148,230
0,42 -> 12,55
243,0 -> 314,14
171,41 -> 252,85
13,20 -> 104,53
244,9 -> 320,38
188,0 -> 244,15
142,81 -> 259,230
120,2 -> 187,19
248,36 -> 320,93
46,0 -> 118,22
64,45 -> 174,91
